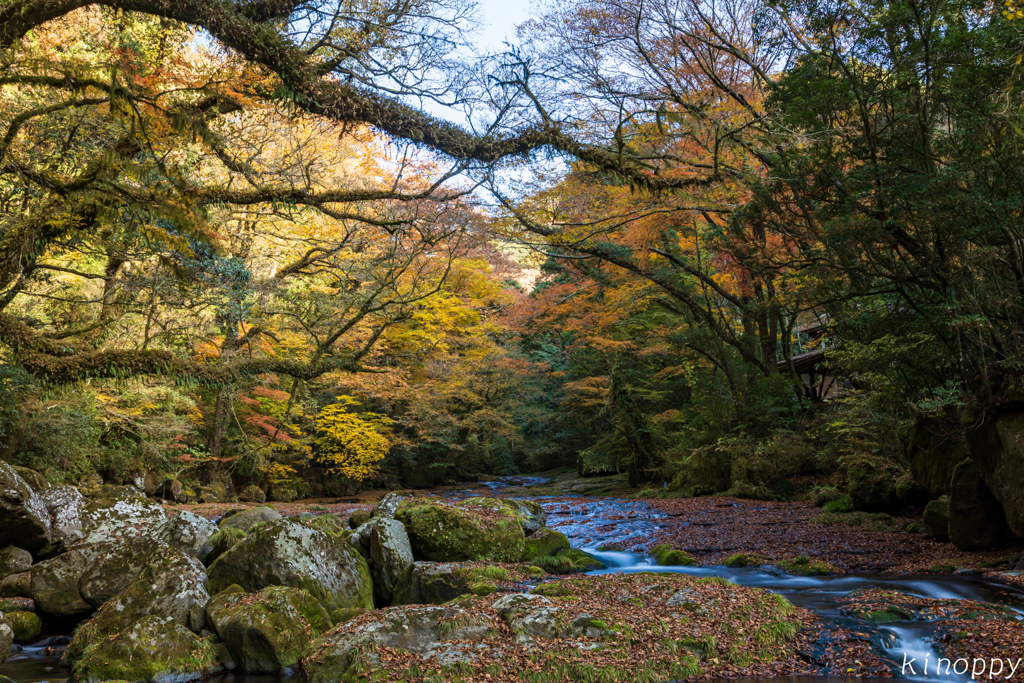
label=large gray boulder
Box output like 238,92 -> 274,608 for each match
923,497 -> 951,539
0,461 -> 51,552
218,506 -> 282,532
491,593 -> 561,639
81,488 -> 167,544
369,518 -> 413,604
70,615 -> 220,683
65,547 -> 210,662
0,546 -> 31,578
949,459 -> 1010,550
78,537 -> 164,607
391,562 -> 500,605
0,614 -> 11,664
508,500 -> 547,535
207,519 -> 373,613
301,605 -> 494,683
371,491 -> 410,519
206,585 -> 332,673
42,486 -> 86,546
155,511 -> 218,559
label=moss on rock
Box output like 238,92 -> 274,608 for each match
394,498 -> 525,563
520,527 -> 570,561
651,544 -> 699,566
5,611 -> 40,642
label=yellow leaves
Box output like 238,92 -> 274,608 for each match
314,398 -> 392,481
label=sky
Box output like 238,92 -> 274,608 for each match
474,0 -> 534,54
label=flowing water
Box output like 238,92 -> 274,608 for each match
3,480 -> 1023,683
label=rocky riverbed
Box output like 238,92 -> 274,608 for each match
0,466 -> 1023,683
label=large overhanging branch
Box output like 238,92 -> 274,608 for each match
0,312 -> 382,384
0,0 -> 716,193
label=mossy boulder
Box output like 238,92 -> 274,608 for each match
6,610 -> 41,642
301,605 -> 494,683
204,527 -> 246,566
506,500 -> 546,535
66,548 -> 210,662
30,544 -> 106,617
207,519 -> 373,614
520,527 -> 570,561
0,614 -> 10,664
394,498 -> 525,563
81,489 -> 167,544
846,457 -> 898,512
777,556 -> 835,576
894,474 -> 928,507
41,486 -> 87,547
301,513 -> 349,539
948,459 -> 1010,550
0,573 -> 29,599
371,492 -> 410,519
348,509 -> 371,528
78,537 -> 166,607
0,546 -> 31,578
724,553 -> 770,568
651,544 -> 698,566
155,511 -> 218,559
392,562 -> 513,605
0,461 -> 51,553
923,497 -> 950,539
218,506 -> 282,532
71,615 -> 220,683
12,467 -> 49,494
238,485 -> 266,504
206,585 -> 332,673
368,518 -> 414,604
532,549 -> 605,575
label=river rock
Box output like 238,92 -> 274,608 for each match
0,573 -> 29,598
492,593 -> 560,639
923,497 -> 950,539
65,547 -> 210,662
949,459 -> 1010,550
0,614 -> 11,664
238,485 -> 266,504
0,546 -> 31,578
301,605 -> 494,683
12,467 -> 50,494
391,562 -> 508,605
42,486 -> 86,546
70,615 -> 220,683
6,611 -> 41,642
371,491 -> 410,520
348,509 -> 371,528
218,506 -> 281,532
30,544 -> 106,616
207,519 -> 373,613
205,527 -> 246,565
394,498 -> 525,563
81,488 -> 167,544
206,585 -> 332,673
155,511 -> 218,559
520,527 -> 570,562
507,500 -> 546,535
0,461 -> 51,552
78,537 -> 163,606
369,517 -> 414,604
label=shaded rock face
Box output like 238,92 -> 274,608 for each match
394,498 -> 526,563
907,417 -> 969,499
42,486 -> 86,547
206,585 -> 332,673
507,500 -> 546,535
391,562 -> 507,606
962,413 -> 1024,539
79,537 -> 164,607
949,459 -> 1010,550
30,545 -> 105,617
238,485 -> 266,504
301,605 -> 494,683
218,506 -> 282,533
66,548 -> 210,662
923,497 -> 951,540
82,489 -> 167,544
0,572 -> 29,599
13,467 -> 49,494
155,511 -> 218,559
369,518 -> 414,604
71,615 -> 220,683
207,519 -> 373,614
0,461 -> 51,552
0,546 -> 31,578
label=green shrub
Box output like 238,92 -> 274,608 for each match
822,495 -> 853,513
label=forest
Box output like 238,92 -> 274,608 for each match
3,0 -> 1023,544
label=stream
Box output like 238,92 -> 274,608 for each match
3,479 -> 1023,683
